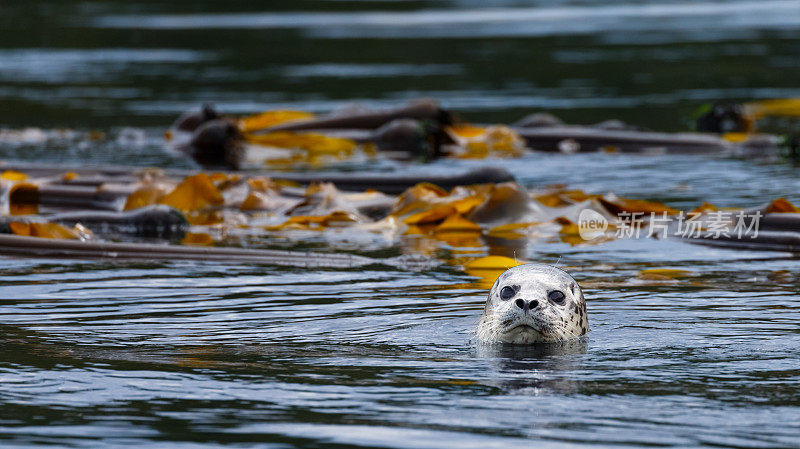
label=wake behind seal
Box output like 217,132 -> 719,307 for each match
477,264 -> 588,344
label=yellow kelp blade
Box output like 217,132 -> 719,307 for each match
247,177 -> 278,192
689,202 -> 718,215
765,197 -> 800,213
448,124 -> 486,138
390,183 -> 450,217
535,189 -> 601,207
397,191 -> 484,227
466,254 -> 525,270
433,215 -> 482,234
238,110 -> 313,133
1,170 -> 27,181
159,173 -> 225,212
208,172 -> 240,187
556,218 -> 586,246
9,203 -> 37,215
244,132 -> 357,155
240,192 -> 266,211
720,132 -> 750,143
9,222 -> 79,239
465,255 -> 525,287
599,197 -> 680,215
745,98 -> 800,120
487,222 -> 538,239
639,268 -> 692,279
268,211 -> 359,231
432,215 -> 483,246
181,232 -> 214,246
124,185 -> 170,211
448,125 -> 526,159
403,204 -> 458,226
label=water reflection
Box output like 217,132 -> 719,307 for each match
475,339 -> 588,395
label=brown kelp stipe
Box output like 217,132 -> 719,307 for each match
514,126 -> 735,154
685,231 -> 800,252
252,99 -> 451,133
681,212 -> 800,253
0,205 -> 189,239
0,161 -> 514,195
169,100 -> 455,168
274,166 -> 514,195
0,234 -> 437,271
9,182 -> 135,211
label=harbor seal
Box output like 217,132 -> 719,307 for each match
477,264 -> 588,344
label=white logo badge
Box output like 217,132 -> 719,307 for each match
578,209 -> 608,241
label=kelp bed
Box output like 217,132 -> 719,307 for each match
0,159 -> 798,281
1,99 -> 800,281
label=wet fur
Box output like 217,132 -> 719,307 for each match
477,264 -> 588,344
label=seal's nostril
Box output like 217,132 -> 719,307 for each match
515,298 -> 525,309
529,300 -> 539,309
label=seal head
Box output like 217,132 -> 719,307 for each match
477,264 -> 588,344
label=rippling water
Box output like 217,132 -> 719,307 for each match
2,245 -> 799,448
2,0 -> 800,448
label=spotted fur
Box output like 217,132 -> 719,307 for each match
477,264 -> 588,344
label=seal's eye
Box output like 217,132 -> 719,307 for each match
499,286 -> 515,300
548,290 -> 566,304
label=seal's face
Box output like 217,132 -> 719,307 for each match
477,264 -> 588,344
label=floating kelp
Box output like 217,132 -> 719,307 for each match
1,160 -> 799,273
3,222 -> 92,240
0,234 -> 436,270
695,98 -> 800,135
638,268 -> 694,280
464,255 -> 525,287
0,205 -> 187,239
0,160 -> 513,195
166,99 -> 795,170
678,199 -> 800,252
447,125 -> 528,158
275,166 -> 514,195
167,100 -> 455,168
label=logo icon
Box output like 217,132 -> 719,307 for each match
578,209 -> 608,241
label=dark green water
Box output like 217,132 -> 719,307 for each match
1,1 -> 800,448
3,0 -> 800,131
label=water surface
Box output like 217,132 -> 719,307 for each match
2,1 -> 800,447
